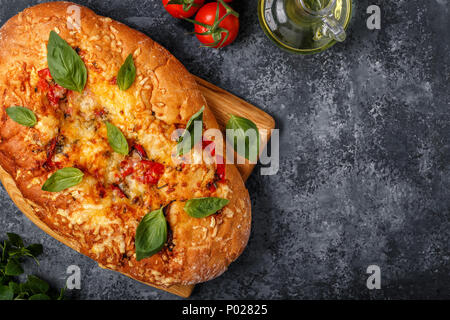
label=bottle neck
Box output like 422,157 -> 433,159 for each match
296,0 -> 336,16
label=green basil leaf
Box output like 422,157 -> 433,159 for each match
106,122 -> 129,155
135,206 -> 167,261
5,106 -> 37,127
29,293 -> 51,300
25,244 -> 43,258
8,281 -> 20,295
18,283 -> 29,295
5,259 -> 23,276
226,115 -> 260,162
6,233 -> 23,248
0,285 -> 14,300
117,54 -> 136,91
47,31 -> 87,92
177,106 -> 204,156
184,197 -> 229,218
42,167 -> 84,192
25,275 -> 49,294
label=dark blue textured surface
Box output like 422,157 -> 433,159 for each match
0,0 -> 449,299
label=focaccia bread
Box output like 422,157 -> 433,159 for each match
0,1 -> 251,287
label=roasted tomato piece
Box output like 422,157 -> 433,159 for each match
215,155 -> 226,183
112,184 -> 128,198
120,160 -> 134,178
38,68 -> 51,79
202,139 -> 216,157
37,68 -> 68,106
37,78 -> 50,92
207,182 -> 217,193
133,143 -> 148,159
43,137 -> 58,170
48,83 -> 67,106
136,160 -> 165,185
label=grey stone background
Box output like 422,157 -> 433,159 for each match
0,0 -> 449,299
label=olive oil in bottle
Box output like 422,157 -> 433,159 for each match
258,0 -> 352,54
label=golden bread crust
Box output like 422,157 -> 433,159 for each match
0,1 -> 251,286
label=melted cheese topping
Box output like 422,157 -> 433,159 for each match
27,77 -> 227,261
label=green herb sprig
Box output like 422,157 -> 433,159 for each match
0,233 -> 65,300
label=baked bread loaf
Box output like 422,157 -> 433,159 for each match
0,1 -> 251,287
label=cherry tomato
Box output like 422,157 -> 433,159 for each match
192,1 -> 239,48
162,0 -> 205,19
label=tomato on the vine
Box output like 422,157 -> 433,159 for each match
162,0 -> 205,19
187,0 -> 239,48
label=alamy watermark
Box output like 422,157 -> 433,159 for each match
66,265 -> 81,290
367,5 -> 381,30
366,265 -> 381,290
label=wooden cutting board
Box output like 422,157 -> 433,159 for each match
0,76 -> 275,298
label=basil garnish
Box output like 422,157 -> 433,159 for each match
47,31 -> 87,92
177,106 -> 204,156
106,122 -> 129,155
184,197 -> 229,218
41,167 -> 84,192
226,115 -> 260,162
0,286 -> 14,300
135,206 -> 168,261
5,106 -> 37,127
117,54 -> 136,91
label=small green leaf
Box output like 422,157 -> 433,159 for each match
0,275 -> 8,286
26,244 -> 43,258
7,248 -> 26,258
226,115 -> 260,163
5,259 -> 23,276
117,54 -> 136,91
184,197 -> 229,218
135,207 -> 167,261
5,106 -> 37,127
6,233 -> 23,248
29,293 -> 51,300
47,31 -> 87,92
106,122 -> 129,155
8,281 -> 20,295
177,106 -> 204,156
42,167 -> 84,192
0,285 -> 13,300
25,275 -> 49,294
